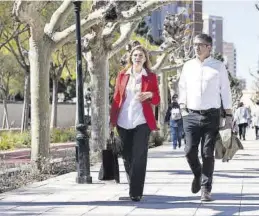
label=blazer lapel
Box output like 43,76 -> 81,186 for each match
141,74 -> 150,92
120,73 -> 129,97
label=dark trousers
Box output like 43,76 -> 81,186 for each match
117,123 -> 151,197
183,109 -> 220,192
238,123 -> 247,140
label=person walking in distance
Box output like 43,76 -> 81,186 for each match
164,94 -> 183,149
234,102 -> 250,140
178,34 -> 233,201
252,100 -> 259,140
110,45 -> 160,202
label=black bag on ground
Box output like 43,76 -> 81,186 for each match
98,131 -> 120,183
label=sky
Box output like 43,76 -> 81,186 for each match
203,0 -> 259,90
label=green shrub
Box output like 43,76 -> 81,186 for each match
50,128 -> 76,143
0,128 -> 76,150
0,134 -> 14,150
0,131 -> 31,150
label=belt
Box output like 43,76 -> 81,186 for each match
188,108 -> 218,115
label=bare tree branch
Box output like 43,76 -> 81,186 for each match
53,5 -> 112,47
102,22 -> 119,38
119,0 -> 175,22
161,63 -> 184,73
44,0 -> 73,37
0,24 -> 29,51
152,53 -> 169,72
12,1 -> 46,27
82,31 -> 97,52
108,21 -> 139,57
14,34 -> 30,71
3,33 -> 25,69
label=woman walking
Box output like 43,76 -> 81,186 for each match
110,45 -> 160,202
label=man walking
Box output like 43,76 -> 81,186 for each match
178,34 -> 232,201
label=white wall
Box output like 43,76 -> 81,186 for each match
0,103 -> 77,128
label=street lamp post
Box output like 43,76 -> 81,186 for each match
73,0 -> 92,184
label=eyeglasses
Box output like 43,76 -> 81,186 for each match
193,43 -> 209,47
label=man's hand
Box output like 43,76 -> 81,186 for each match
138,92 -> 153,102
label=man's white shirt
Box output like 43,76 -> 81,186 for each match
178,56 -> 232,110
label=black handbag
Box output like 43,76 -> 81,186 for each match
98,131 -> 120,183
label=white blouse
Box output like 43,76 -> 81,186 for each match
117,67 -> 147,129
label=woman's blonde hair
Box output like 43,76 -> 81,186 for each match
125,45 -> 152,71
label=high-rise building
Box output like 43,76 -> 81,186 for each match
223,42 -> 237,76
145,1 -> 203,43
145,3 -> 178,42
203,15 -> 223,55
193,1 -> 203,36
177,0 -> 203,37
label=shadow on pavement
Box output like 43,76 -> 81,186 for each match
1,193 -> 259,216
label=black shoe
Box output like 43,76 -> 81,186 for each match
201,190 -> 213,202
191,176 -> 201,194
130,196 -> 142,202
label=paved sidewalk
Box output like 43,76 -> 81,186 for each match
0,129 -> 259,216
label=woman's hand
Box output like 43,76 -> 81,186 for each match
110,123 -> 115,131
138,92 -> 153,102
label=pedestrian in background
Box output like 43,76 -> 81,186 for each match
252,100 -> 259,140
164,94 -> 183,149
234,102 -> 250,140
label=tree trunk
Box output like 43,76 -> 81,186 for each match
86,52 -> 109,153
50,78 -> 58,128
2,99 -> 10,129
158,73 -> 168,138
2,112 -> 6,129
29,35 -> 51,161
21,73 -> 30,132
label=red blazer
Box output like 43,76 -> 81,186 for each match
110,69 -> 160,131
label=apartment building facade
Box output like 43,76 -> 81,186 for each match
203,15 -> 223,55
223,42 -> 237,76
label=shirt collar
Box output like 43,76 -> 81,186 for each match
195,55 -> 212,63
125,67 -> 148,76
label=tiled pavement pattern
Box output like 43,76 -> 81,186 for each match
0,129 -> 259,216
